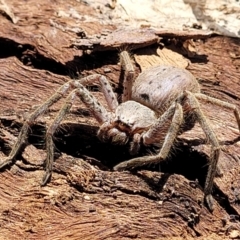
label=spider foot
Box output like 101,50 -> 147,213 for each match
41,170 -> 52,186
114,155 -> 161,171
204,194 -> 214,212
216,165 -> 223,177
0,157 -> 14,170
114,161 -> 133,171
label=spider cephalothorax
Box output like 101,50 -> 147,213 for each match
1,51 -> 240,212
97,101 -> 157,145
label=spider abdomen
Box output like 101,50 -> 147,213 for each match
132,65 -> 200,114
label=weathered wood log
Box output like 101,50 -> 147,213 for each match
0,0 -> 240,239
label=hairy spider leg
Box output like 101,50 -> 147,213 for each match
0,74 -> 117,180
0,81 -> 72,169
114,102 -> 182,170
195,93 -> 240,131
185,91 -> 221,211
115,91 -> 221,212
43,82 -> 110,185
120,51 -> 135,102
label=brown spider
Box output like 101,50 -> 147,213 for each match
1,51 -> 240,211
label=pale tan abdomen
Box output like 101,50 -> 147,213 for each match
132,65 -> 200,114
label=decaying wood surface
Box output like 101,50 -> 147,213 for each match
0,1 -> 240,239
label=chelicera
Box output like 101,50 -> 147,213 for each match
1,51 -> 240,211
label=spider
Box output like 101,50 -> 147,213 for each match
1,51 -> 239,211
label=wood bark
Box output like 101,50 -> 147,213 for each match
0,1 -> 240,239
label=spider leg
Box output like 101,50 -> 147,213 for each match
114,102 -> 183,169
115,91 -> 220,211
129,133 -> 141,155
79,74 -> 118,111
0,81 -> 72,169
0,74 -> 114,173
120,51 -> 135,102
195,93 -> 240,131
43,84 -> 110,185
43,93 -> 75,185
185,91 -> 220,211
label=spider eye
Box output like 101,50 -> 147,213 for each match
115,120 -> 130,132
